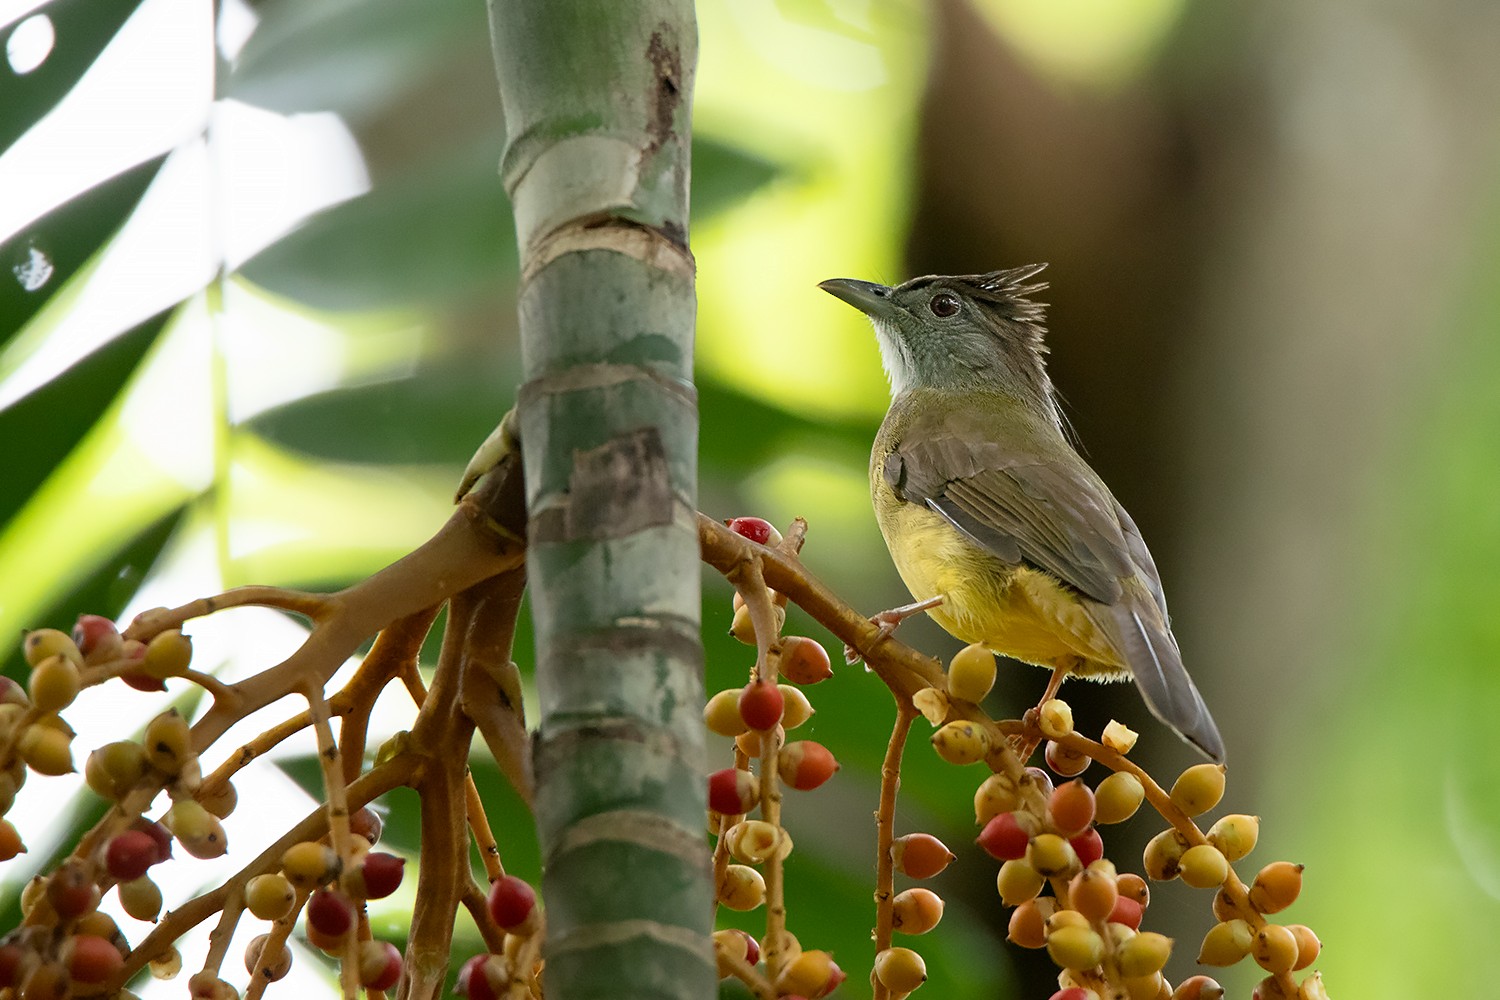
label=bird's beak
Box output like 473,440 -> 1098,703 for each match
818,277 -> 897,319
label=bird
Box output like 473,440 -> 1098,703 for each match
819,265 -> 1224,762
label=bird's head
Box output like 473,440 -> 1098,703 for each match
820,264 -> 1057,419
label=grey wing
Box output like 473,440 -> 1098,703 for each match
885,435 -> 1132,605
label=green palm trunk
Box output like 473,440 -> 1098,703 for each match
485,4 -> 713,999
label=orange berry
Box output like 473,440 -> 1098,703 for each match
1048,780 -> 1096,837
1068,868 -> 1118,923
0,819 -> 24,862
891,833 -> 955,879
891,888 -> 944,934
64,934 -> 124,984
774,949 -> 841,998
1248,862 -> 1303,914
1007,897 -> 1055,948
778,636 -> 832,685
778,741 -> 838,791
1116,873 -> 1150,907
1287,924 -> 1321,970
1252,923 -> 1298,973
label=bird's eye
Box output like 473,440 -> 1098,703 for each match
930,292 -> 961,318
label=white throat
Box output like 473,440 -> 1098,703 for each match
870,318 -> 914,398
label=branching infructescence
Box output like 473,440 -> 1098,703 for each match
699,513 -> 1329,1000
0,473 -> 1325,1000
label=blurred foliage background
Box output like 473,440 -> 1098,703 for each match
2,0 -> 1499,996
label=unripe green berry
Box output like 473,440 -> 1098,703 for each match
85,741 -> 149,800
118,877 -> 163,922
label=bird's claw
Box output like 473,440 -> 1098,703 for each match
843,596 -> 945,665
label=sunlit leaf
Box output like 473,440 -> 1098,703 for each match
0,0 -> 147,151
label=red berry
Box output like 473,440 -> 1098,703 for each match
131,819 -> 173,863
736,930 -> 760,966
461,954 -> 499,1000
121,670 -> 167,692
486,875 -> 537,931
728,517 -> 774,545
48,861 -> 99,919
1109,895 -> 1143,930
306,889 -> 355,938
737,682 -> 783,731
819,959 -> 847,998
72,615 -> 119,657
359,940 -> 402,991
778,741 -> 839,791
66,934 -> 124,983
350,807 -> 384,845
976,812 -> 1031,861
0,943 -> 26,987
1049,990 -> 1094,1000
707,769 -> 759,816
357,852 -> 405,899
778,636 -> 833,685
1070,827 -> 1104,868
105,830 -> 160,881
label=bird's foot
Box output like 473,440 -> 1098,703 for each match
844,595 -> 945,664
1008,663 -> 1072,762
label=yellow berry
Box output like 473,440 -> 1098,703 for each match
996,859 -> 1044,905
1198,919 -> 1252,966
1116,872 -> 1150,907
1038,699 -> 1073,739
24,628 -> 81,668
198,780 -> 238,819
1248,861 -> 1303,914
85,741 -> 149,800
1046,925 -> 1105,971
1116,931 -> 1172,978
142,630 -> 193,680
1027,833 -> 1080,879
1169,763 -> 1226,817
246,873 -> 297,921
931,721 -> 989,765
1179,844 -> 1230,889
874,947 -> 927,993
1045,908 -> 1090,933
166,800 -> 227,859
1143,829 -> 1188,881
891,888 -> 944,935
1094,772 -> 1145,824
704,689 -> 748,738
1206,814 -> 1259,862
28,656 -> 80,713
774,949 -> 838,998
150,945 -> 182,980
946,644 -> 996,703
1298,971 -> 1330,1000
779,685 -> 814,729
1252,923 -> 1298,973
144,708 -> 193,775
282,841 -> 341,889
118,877 -> 163,922
1124,972 -> 1166,1000
974,772 -> 1020,824
717,864 -> 766,911
19,723 -> 74,775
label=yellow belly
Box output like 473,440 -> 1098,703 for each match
876,497 -> 1126,679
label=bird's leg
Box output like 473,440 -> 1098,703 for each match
1012,661 -> 1074,762
844,595 -> 945,664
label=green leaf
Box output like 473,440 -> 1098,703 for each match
236,137 -> 779,312
0,505 -> 185,684
226,0 -> 484,120
0,307 -> 170,524
0,155 -> 166,351
0,0 -> 147,151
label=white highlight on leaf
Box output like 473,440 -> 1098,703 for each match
11,243 -> 52,290
5,12 -> 52,73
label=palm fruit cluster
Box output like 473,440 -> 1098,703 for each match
456,874 -> 545,1000
911,641 -> 1328,1000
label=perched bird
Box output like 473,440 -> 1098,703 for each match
820,265 -> 1224,761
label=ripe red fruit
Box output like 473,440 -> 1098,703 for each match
778,741 -> 839,791
306,889 -> 355,938
130,818 -> 172,864
708,769 -> 759,816
66,934 -> 124,983
350,807 -> 384,845
460,954 -> 499,1000
486,875 -> 537,932
1109,895 -> 1143,930
728,517 -> 775,545
737,682 -> 784,731
48,861 -> 99,919
121,670 -> 167,692
1070,827 -> 1104,868
1049,989 -> 1094,1000
105,830 -> 161,882
357,852 -> 405,899
778,636 -> 832,685
359,941 -> 402,991
976,812 -> 1031,861
72,615 -> 119,658
735,930 -> 760,966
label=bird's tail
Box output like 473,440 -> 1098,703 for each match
1111,605 -> 1224,762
